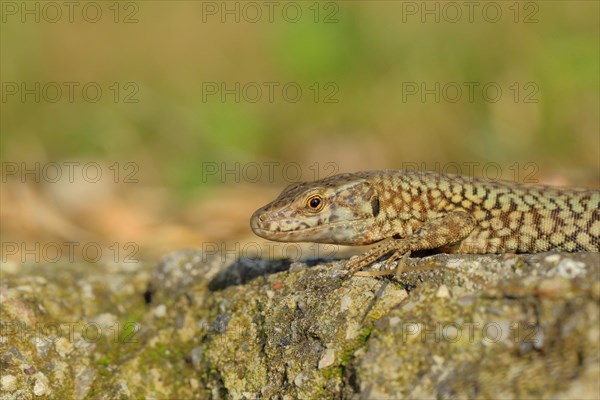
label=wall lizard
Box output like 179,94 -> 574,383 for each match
250,170 -> 599,275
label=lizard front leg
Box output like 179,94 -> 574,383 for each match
346,211 -> 477,275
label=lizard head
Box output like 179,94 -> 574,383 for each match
250,173 -> 381,245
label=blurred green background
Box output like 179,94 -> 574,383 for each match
1,1 -> 598,261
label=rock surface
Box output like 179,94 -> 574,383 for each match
1,251 -> 599,399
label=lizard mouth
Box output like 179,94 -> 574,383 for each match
250,216 -> 366,242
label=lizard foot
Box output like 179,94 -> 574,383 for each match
344,239 -> 398,275
352,251 -> 412,277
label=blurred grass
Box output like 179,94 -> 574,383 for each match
2,2 -> 599,181
0,1 -> 598,259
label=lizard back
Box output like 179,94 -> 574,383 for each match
371,170 -> 599,253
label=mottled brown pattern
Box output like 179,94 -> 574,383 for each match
250,170 -> 599,273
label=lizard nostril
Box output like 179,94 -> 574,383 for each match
259,213 -> 267,222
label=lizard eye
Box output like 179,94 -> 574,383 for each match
306,195 -> 324,212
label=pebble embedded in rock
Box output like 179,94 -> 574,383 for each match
74,367 -> 96,400
318,348 -> 335,369
1,375 -> 17,392
289,262 -> 306,273
33,377 -> 47,396
155,304 -> 167,318
544,254 -> 561,264
555,259 -> 586,279
190,347 -> 203,371
436,285 -> 450,298
294,372 -> 305,387
340,294 -> 352,312
93,313 -> 118,331
23,365 -> 36,375
55,337 -> 74,358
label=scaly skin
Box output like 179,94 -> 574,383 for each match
250,170 -> 600,274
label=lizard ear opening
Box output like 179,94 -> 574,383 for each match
371,196 -> 380,217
